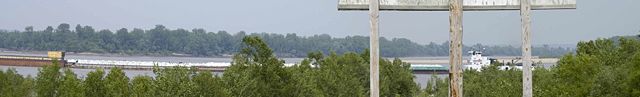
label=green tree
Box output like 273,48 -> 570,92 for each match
21,76 -> 36,97
192,71 -> 229,97
0,24 -> 572,58
153,66 -> 195,97
223,36 -> 295,97
84,68 -> 106,97
131,75 -> 154,97
313,52 -> 367,97
380,59 -> 418,97
1,68 -> 33,97
35,60 -> 62,97
533,67 -> 558,97
628,52 -> 640,96
1,69 -> 9,96
58,69 -> 84,97
105,67 -> 130,97
287,59 -> 324,97
463,63 -> 522,97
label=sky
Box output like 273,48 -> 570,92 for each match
0,0 -> 639,46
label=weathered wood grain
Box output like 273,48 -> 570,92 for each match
338,0 -> 576,11
449,0 -> 463,96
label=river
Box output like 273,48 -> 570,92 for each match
0,51 -> 556,89
0,65 -> 444,89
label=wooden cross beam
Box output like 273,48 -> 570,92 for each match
339,0 -> 576,11
337,0 -> 575,97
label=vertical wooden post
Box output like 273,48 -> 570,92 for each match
520,0 -> 533,97
449,0 -> 463,96
369,0 -> 380,97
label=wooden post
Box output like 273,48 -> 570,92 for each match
369,0 -> 380,97
449,0 -> 463,96
520,0 -> 533,97
338,1 -> 575,97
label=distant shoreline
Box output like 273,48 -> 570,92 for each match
0,50 -> 558,65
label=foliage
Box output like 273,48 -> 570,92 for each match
104,67 -> 130,97
58,69 -> 84,97
84,68 -> 106,97
222,36 -> 417,97
223,36 -> 296,97
131,75 -> 154,97
0,68 -> 34,97
192,71 -> 228,97
8,36 -> 640,97
381,59 -> 419,97
35,60 -> 61,97
152,66 -> 196,97
418,37 -> 640,97
0,23 -> 572,57
463,64 -> 522,97
310,51 -> 368,97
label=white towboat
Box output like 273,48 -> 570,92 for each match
463,51 -> 492,71
463,50 -> 533,71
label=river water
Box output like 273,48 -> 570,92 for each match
2,51 -> 556,89
0,65 -> 444,89
0,51 -> 451,89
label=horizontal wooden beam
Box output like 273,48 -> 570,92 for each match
338,0 -> 575,11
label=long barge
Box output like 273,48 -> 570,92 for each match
0,51 -> 450,74
0,51 -> 66,67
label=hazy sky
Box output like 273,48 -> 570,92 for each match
0,0 -> 639,46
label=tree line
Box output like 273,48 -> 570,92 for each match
420,37 -> 640,97
0,36 -> 418,97
0,23 -> 571,57
2,36 -> 638,97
